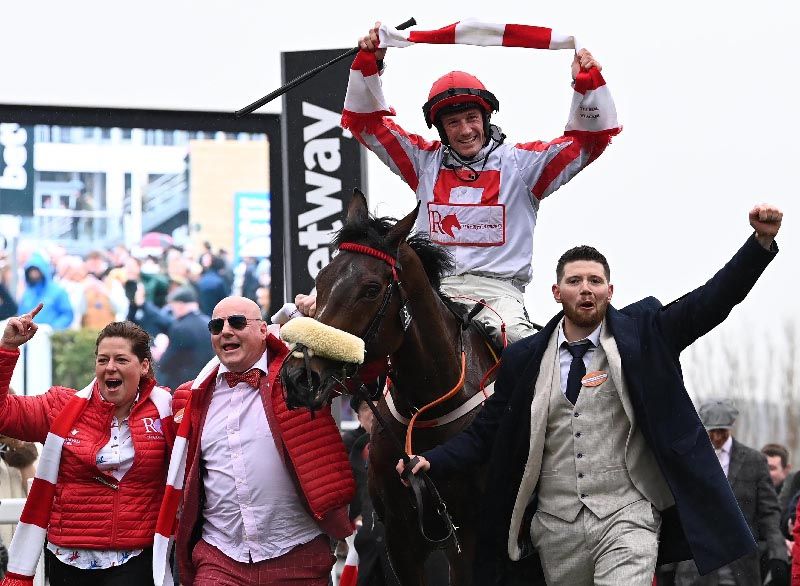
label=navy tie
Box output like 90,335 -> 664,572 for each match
565,342 -> 591,405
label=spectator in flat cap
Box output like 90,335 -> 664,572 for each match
673,400 -> 789,585
154,287 -> 213,391
166,286 -> 198,304
699,399 -> 738,430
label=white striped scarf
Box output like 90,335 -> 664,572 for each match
152,357 -> 219,586
342,18 -> 619,135
1,381 -> 172,586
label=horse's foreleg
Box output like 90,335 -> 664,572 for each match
384,517 -> 428,586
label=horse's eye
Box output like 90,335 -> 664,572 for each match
364,284 -> 382,300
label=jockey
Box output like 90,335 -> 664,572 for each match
341,20 -> 620,344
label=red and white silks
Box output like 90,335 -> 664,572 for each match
1,381 -> 172,586
342,18 -> 618,135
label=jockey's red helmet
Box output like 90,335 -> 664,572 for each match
422,71 -> 500,129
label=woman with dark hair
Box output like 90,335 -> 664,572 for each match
0,304 -> 174,586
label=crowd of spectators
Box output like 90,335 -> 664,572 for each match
0,241 -> 271,383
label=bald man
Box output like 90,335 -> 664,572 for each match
170,297 -> 354,586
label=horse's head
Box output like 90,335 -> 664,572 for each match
280,189 -> 448,411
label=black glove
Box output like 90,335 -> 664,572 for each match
767,558 -> 789,586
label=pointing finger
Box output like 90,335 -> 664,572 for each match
29,303 -> 44,319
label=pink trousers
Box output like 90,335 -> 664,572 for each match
192,535 -> 334,586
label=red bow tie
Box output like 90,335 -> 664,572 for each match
223,369 -> 262,389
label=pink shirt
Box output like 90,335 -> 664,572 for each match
715,435 -> 733,477
199,351 -> 321,562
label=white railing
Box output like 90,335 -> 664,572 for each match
5,322 -> 53,397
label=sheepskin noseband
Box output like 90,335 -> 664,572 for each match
280,317 -> 365,364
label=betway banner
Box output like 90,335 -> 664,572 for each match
0,123 -> 35,216
280,49 -> 366,297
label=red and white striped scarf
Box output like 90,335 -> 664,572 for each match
1,381 -> 172,586
152,350 -> 355,586
342,19 -> 619,135
152,357 -> 214,586
339,532 -> 359,586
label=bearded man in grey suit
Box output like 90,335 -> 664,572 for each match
399,204 -> 784,585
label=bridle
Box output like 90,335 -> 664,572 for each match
334,241 -> 461,552
339,242 -> 413,348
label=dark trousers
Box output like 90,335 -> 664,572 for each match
45,547 -> 154,586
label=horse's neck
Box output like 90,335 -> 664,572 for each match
390,293 -> 463,407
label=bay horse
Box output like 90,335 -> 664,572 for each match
280,191 -> 499,586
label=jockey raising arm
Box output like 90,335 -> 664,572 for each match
343,20 -> 619,344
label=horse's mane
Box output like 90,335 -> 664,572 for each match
333,213 -> 454,291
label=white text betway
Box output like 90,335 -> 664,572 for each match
298,102 -> 349,280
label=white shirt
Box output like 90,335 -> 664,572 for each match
556,320 -> 602,396
96,415 -> 135,481
715,435 -> 733,477
200,351 -> 321,562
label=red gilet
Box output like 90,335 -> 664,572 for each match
174,334 -> 354,584
0,347 -> 173,549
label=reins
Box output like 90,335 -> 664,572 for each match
339,242 -> 474,455
336,240 -> 465,552
404,351 -> 466,455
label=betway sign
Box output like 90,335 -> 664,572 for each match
281,49 -> 365,297
0,123 -> 35,216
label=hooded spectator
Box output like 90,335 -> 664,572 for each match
17,253 -> 73,330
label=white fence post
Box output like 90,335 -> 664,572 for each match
2,321 -> 52,397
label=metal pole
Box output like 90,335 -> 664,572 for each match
235,17 -> 416,117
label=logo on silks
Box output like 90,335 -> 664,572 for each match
431,213 -> 462,238
427,202 -> 506,247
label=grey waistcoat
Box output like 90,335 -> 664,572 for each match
537,341 -> 644,521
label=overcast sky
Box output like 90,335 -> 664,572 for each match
6,1 -> 798,399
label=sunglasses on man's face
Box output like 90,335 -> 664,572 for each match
207,315 -> 262,335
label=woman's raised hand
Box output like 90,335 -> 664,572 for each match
1,303 -> 43,349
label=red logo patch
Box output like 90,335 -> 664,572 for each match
440,214 -> 461,238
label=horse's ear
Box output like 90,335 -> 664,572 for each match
386,200 -> 421,247
346,188 -> 369,225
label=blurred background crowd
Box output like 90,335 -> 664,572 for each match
0,241 -> 270,391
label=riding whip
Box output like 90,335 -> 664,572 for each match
235,17 -> 416,117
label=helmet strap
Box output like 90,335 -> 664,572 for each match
482,112 -> 492,147
442,128 -> 505,183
